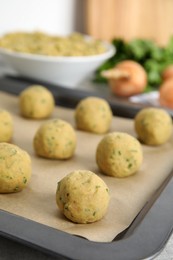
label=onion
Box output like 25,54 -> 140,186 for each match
101,60 -> 147,97
159,78 -> 173,109
162,65 -> 173,82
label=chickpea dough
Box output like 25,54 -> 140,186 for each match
0,143 -> 32,193
134,108 -> 172,145
0,32 -> 106,57
19,85 -> 55,119
33,119 -> 76,159
96,132 -> 143,178
0,109 -> 13,142
56,170 -> 110,223
75,97 -> 113,134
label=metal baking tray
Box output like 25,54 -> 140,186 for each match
0,75 -> 142,118
0,75 -> 173,260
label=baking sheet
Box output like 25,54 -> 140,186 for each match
0,91 -> 173,244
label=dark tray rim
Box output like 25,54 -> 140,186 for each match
1,170 -> 173,260
0,75 -> 173,260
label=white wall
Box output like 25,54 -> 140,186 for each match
0,0 -> 85,35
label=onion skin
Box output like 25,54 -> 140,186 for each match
159,78 -> 173,109
102,60 -> 147,97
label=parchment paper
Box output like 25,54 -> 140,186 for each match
0,91 -> 173,242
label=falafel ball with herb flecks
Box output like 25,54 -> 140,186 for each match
134,107 -> 172,146
56,170 -> 110,223
75,97 -> 113,134
33,119 -> 76,159
0,109 -> 13,142
19,85 -> 55,119
96,132 -> 143,177
0,142 -> 32,193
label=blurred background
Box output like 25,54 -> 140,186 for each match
86,0 -> 173,46
1,0 -> 173,46
0,0 -> 85,36
1,0 -> 173,104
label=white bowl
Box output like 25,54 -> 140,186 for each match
0,39 -> 115,88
